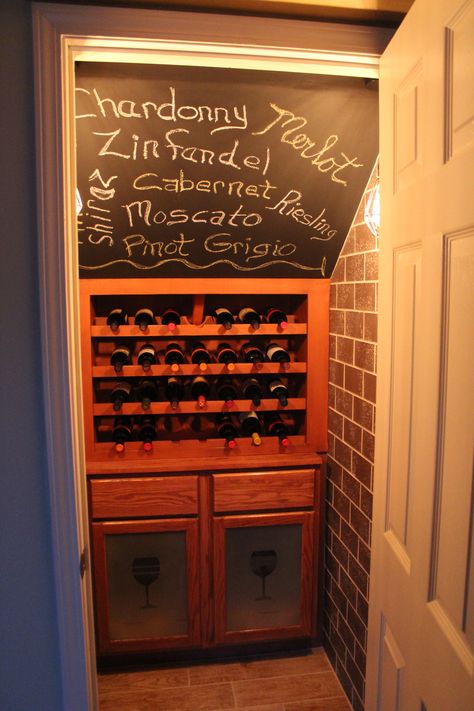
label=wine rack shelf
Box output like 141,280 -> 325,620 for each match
92,398 -> 307,416
80,277 -> 329,470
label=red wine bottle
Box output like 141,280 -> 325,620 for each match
216,379 -> 237,408
136,379 -> 158,410
216,413 -> 238,449
161,308 -> 181,331
266,342 -> 291,364
191,342 -> 211,372
268,378 -> 289,406
112,416 -> 131,453
137,415 -> 156,452
106,308 -> 128,332
134,307 -> 154,332
191,375 -> 210,409
265,307 -> 288,330
165,376 -> 183,409
164,342 -> 185,372
110,344 -> 132,373
110,380 -> 132,411
211,307 -> 234,330
137,343 -> 157,371
266,413 -> 290,447
242,377 -> 262,406
238,306 -> 261,330
239,411 -> 263,446
216,342 -> 238,371
241,342 -> 265,365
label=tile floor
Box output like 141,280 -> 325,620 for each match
98,647 -> 352,710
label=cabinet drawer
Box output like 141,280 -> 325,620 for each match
89,476 -> 198,519
212,469 -> 317,513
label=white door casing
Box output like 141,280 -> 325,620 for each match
366,0 -> 474,709
33,4 -> 390,709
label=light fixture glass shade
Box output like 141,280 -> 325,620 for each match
364,180 -> 380,238
76,188 -> 83,215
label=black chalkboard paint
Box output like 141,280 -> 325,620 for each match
75,62 -> 378,278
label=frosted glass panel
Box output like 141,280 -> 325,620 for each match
226,524 -> 301,631
105,531 -> 187,640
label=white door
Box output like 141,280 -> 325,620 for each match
366,0 -> 474,709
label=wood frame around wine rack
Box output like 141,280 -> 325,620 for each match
80,277 -> 329,474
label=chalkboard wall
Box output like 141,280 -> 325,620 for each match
75,62 -> 378,278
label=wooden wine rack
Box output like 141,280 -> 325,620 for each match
80,278 -> 329,474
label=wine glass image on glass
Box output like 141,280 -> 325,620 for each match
250,549 -> 278,600
131,556 -> 160,609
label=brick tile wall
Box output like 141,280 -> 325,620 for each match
323,168 -> 379,711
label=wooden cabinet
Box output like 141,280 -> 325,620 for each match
89,466 -> 322,655
82,278 -> 328,657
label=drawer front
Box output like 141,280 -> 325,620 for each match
90,475 -> 198,519
212,469 -> 317,513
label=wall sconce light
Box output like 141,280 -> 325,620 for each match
76,188 -> 83,216
364,178 -> 380,238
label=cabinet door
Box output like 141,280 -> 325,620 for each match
213,512 -> 315,644
92,518 -> 200,653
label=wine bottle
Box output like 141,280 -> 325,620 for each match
110,380 -> 132,411
165,376 -> 183,409
239,411 -> 263,446
137,415 -> 156,452
216,413 -> 238,449
134,307 -> 154,332
136,379 -> 158,410
110,344 -> 132,373
241,377 -> 262,406
191,342 -> 211,372
266,413 -> 290,447
265,342 -> 291,364
216,342 -> 238,371
106,308 -> 128,332
137,343 -> 157,371
265,307 -> 288,330
216,379 -> 237,408
112,416 -> 131,453
164,342 -> 185,372
268,378 -> 289,406
191,375 -> 210,409
211,307 -> 234,330
161,308 -> 181,331
241,342 -> 265,366
238,306 -> 261,330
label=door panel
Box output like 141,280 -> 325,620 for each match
366,0 -> 474,709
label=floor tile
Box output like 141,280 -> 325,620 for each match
284,698 -> 352,711
232,671 -> 343,707
100,681 -> 235,711
99,667 -> 189,693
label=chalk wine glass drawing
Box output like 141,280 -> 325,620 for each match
250,549 -> 278,600
132,556 -> 160,608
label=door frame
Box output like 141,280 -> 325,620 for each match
33,3 -> 389,708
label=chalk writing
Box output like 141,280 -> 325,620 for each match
76,62 -> 379,277
253,103 -> 363,186
76,86 -> 248,134
132,170 -> 277,200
